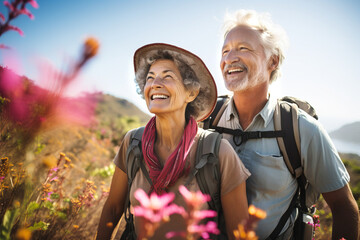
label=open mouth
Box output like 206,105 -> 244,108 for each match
151,94 -> 169,100
227,68 -> 245,75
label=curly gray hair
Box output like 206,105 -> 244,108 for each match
135,50 -> 210,120
223,10 -> 289,83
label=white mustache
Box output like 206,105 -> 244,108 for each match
223,63 -> 248,74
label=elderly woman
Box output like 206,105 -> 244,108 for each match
96,43 -> 250,240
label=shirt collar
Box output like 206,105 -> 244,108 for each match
224,94 -> 277,128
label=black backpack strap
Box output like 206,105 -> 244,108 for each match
202,95 -> 231,129
214,126 -> 284,146
267,101 -> 308,239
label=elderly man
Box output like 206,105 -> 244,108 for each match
215,10 -> 359,240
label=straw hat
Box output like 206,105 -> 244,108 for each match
134,43 -> 217,122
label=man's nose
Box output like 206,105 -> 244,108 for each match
223,49 -> 240,64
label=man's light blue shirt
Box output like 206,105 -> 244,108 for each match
217,95 -> 350,239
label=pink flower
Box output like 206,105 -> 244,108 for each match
18,9 -> 34,20
28,0 -> 39,8
188,221 -> 220,239
3,1 -> 14,12
179,185 -> 211,209
0,12 -> 5,22
0,44 -> 10,49
193,209 -> 217,220
49,176 -> 58,182
6,25 -> 24,36
133,188 -> 185,223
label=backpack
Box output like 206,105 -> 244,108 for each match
201,95 -> 319,240
121,127 -> 227,240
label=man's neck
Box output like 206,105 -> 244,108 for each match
232,82 -> 269,130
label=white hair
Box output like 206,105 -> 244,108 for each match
223,10 -> 289,83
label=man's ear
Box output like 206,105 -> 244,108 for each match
268,55 -> 279,71
186,89 -> 200,103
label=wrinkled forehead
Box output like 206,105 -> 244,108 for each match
223,25 -> 263,46
148,59 -> 180,74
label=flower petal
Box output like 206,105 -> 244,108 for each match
134,188 -> 150,207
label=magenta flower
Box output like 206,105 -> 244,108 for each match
179,185 -> 211,209
18,8 -> 34,19
188,221 -> 220,239
28,0 -> 39,9
3,1 -> 14,12
133,188 -> 185,223
0,12 -> 5,22
49,176 -> 58,182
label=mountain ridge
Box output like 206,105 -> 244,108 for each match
330,121 -> 360,143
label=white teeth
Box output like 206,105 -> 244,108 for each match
228,68 -> 244,74
151,94 -> 169,100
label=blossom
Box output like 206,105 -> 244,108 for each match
133,188 -> 185,223
234,205 -> 266,240
179,185 -> 210,209
28,0 -> 39,9
15,228 -> 32,240
188,221 -> 220,239
18,8 -> 34,19
6,25 -> 24,36
0,12 -> 5,22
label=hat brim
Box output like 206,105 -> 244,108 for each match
134,43 -> 217,122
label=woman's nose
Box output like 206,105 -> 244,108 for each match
151,76 -> 163,88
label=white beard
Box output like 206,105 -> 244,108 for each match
224,65 -> 267,92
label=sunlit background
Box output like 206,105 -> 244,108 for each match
1,0 -> 359,131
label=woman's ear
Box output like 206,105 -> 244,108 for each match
186,89 -> 200,103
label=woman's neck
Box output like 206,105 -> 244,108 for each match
154,113 -> 187,163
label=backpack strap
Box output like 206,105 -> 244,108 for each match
274,101 -> 302,178
202,95 -> 231,129
122,127 -> 151,240
267,101 -> 308,240
185,130 -> 226,239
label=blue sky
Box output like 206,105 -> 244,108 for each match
1,0 -> 360,131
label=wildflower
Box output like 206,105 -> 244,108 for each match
166,186 -> 219,240
83,37 -> 99,59
179,185 -> 210,210
133,188 -> 184,223
234,205 -> 266,240
15,227 -> 32,240
188,221 -> 220,239
73,225 -> 79,229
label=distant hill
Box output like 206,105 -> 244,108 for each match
330,121 -> 360,143
95,93 -> 151,124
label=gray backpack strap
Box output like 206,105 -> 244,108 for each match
185,130 -> 226,239
274,101 -> 303,178
122,127 -> 151,240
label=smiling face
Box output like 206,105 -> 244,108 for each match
144,59 -> 196,117
220,25 -> 273,92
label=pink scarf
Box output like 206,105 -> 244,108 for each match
142,116 -> 198,194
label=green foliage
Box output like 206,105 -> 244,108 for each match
27,201 -> 40,216
91,164 -> 115,178
29,221 -> 50,231
35,142 -> 46,155
50,193 -> 60,200
0,208 -> 20,240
